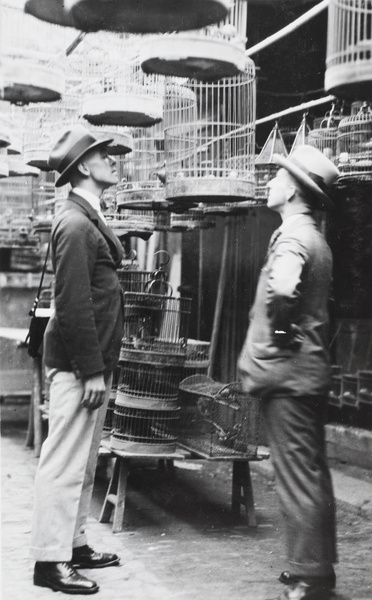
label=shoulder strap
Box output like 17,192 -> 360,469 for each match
29,241 -> 51,317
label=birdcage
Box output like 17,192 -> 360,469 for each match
7,155 -> 40,178
1,1 -> 67,104
164,59 -> 256,205
116,121 -> 165,207
183,340 -> 210,378
177,374 -> 261,459
289,113 -> 311,154
307,105 -> 343,162
80,33 -> 163,128
0,176 -> 38,247
64,0 -> 230,34
202,199 -> 257,216
0,113 -> 11,149
255,121 -> 288,202
0,148 -> 9,178
336,102 -> 372,179
102,367 -> 120,436
140,0 -> 247,81
116,250 -> 170,293
24,0 -> 77,27
30,172 -> 68,232
111,403 -> 180,454
325,0 -> 372,100
169,206 -> 216,231
0,101 -> 26,155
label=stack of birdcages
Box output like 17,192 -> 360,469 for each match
254,121 -> 287,202
111,256 -> 192,454
336,102 -> 372,180
177,374 -> 261,459
140,0 -> 247,81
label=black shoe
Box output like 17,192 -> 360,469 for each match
279,570 -> 336,589
34,562 -> 99,595
276,580 -> 333,600
72,544 -> 120,569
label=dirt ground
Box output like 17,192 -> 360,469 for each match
1,403 -> 372,600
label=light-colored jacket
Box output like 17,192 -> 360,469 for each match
238,214 -> 332,398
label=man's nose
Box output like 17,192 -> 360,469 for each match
109,155 -> 116,166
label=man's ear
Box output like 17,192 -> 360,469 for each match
286,184 -> 296,202
76,161 -> 90,177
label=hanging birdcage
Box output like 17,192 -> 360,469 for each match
1,1 -> 67,104
116,121 -> 165,207
24,0 -> 77,27
116,249 -> 170,294
0,112 -> 11,149
111,403 -> 180,454
7,154 -> 40,178
325,0 -> 372,100
177,374 -> 261,459
289,113 -> 311,154
0,101 -> 26,155
0,176 -> 39,247
30,172 -> 68,232
164,59 -> 256,205
80,33 -> 163,128
140,0 -> 247,81
170,206 -> 216,231
336,102 -> 372,179
255,121 -> 288,202
308,105 -> 343,162
0,148 -> 9,178
64,0 -> 230,34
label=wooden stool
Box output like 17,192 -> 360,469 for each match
231,460 -> 256,527
99,457 -> 130,534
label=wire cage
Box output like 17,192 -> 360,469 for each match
164,59 -> 256,205
111,403 -> 180,454
116,249 -> 170,294
0,176 -> 40,248
140,0 -> 247,81
1,1 -> 67,104
30,172 -> 68,232
336,102 -> 372,179
289,113 -> 311,154
307,105 -> 343,162
255,121 -> 287,202
183,339 -> 211,378
102,367 -> 120,437
116,120 -> 165,206
0,148 -> 9,178
80,33 -> 163,127
177,374 -> 261,459
325,0 -> 372,100
64,0 -> 230,34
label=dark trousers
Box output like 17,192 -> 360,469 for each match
263,395 -> 337,577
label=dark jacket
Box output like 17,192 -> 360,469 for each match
44,192 -> 124,379
238,214 -> 332,398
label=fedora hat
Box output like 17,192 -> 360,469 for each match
48,124 -> 114,187
272,145 -> 340,209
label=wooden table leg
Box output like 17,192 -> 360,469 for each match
99,457 -> 129,533
232,460 -> 257,527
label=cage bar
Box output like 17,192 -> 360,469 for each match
255,121 -> 287,202
337,102 -> 372,179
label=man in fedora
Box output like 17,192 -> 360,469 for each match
238,145 -> 340,600
31,125 -> 124,594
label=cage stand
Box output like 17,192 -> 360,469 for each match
99,443 -> 269,533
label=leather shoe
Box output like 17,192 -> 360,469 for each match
279,570 -> 336,589
72,544 -> 120,569
34,561 -> 99,594
276,580 -> 333,600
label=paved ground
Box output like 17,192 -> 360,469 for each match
1,403 -> 372,600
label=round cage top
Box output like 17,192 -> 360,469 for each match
64,0 -> 231,34
325,0 -> 372,100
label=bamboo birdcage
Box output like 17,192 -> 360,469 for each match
183,339 -> 211,378
0,176 -> 40,247
0,148 -> 9,178
80,33 -> 163,128
177,374 -> 261,459
255,121 -> 287,202
30,171 -> 68,232
289,113 -> 311,154
307,105 -> 343,162
140,0 -> 247,81
7,154 -> 40,178
1,1 -> 67,104
164,59 -> 256,205
336,102 -> 372,179
325,0 -> 372,100
0,101 -> 26,155
64,0 -> 230,34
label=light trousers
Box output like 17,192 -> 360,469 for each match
30,369 -> 112,562
262,395 -> 337,578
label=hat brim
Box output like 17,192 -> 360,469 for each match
272,153 -> 334,210
55,136 -> 114,187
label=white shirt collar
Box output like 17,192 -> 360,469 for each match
279,213 -> 310,233
72,187 -> 106,223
